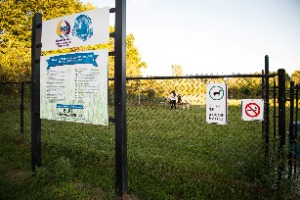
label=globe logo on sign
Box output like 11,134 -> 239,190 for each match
72,14 -> 93,41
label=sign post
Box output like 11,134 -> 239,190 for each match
114,0 -> 128,198
206,83 -> 228,125
31,12 -> 42,172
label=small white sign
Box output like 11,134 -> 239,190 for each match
206,83 -> 228,125
42,7 -> 109,51
241,99 -> 264,121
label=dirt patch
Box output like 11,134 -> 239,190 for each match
88,187 -> 140,200
116,193 -> 140,200
5,169 -> 31,182
15,136 -> 28,148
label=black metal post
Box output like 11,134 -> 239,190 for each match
20,82 -> 24,135
278,68 -> 286,181
288,81 -> 294,178
273,81 -> 277,150
264,55 -> 270,163
31,13 -> 42,172
262,70 -> 265,99
114,0 -> 127,199
262,70 -> 265,140
294,84 -> 299,174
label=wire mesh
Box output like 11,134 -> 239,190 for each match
0,83 -> 23,136
1,76 -> 299,199
126,76 -> 275,198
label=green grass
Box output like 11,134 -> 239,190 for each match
0,105 -> 298,199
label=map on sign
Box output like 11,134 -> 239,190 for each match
206,83 -> 228,125
40,49 -> 108,125
241,99 -> 264,121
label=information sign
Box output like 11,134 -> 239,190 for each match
40,49 -> 108,125
241,99 -> 264,121
42,7 -> 109,51
206,83 -> 228,125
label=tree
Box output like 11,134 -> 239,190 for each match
1,0 -> 147,83
125,34 -> 147,77
171,64 -> 183,76
227,75 -> 262,99
0,0 -> 94,81
291,70 -> 300,85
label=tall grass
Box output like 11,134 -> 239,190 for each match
127,105 -> 271,199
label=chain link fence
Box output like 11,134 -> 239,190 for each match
126,75 -> 275,199
0,81 -> 116,198
0,82 -> 31,136
1,74 -> 299,199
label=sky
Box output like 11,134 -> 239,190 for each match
79,0 -> 300,76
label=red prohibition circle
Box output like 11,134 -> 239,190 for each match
245,103 -> 260,117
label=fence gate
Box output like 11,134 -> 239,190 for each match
287,81 -> 300,177
268,69 -> 300,180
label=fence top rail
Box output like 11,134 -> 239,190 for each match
123,73 -> 277,80
1,73 -> 278,83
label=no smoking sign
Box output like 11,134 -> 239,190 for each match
241,99 -> 264,121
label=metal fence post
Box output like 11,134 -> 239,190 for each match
277,68 -> 286,181
262,70 -> 265,141
31,13 -> 42,172
273,81 -> 277,151
288,81 -> 294,178
264,55 -> 270,163
20,82 -> 24,135
295,84 -> 299,174
115,0 -> 127,199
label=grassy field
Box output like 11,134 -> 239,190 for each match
0,105 -> 298,199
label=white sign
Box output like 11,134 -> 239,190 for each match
206,83 -> 228,125
42,7 -> 109,51
241,99 -> 264,121
40,49 -> 109,125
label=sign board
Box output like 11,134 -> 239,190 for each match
40,49 -> 108,125
42,7 -> 109,51
206,83 -> 228,125
241,99 -> 264,121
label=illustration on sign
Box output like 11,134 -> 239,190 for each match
209,86 -> 225,100
245,103 -> 260,118
40,49 -> 109,125
72,14 -> 93,41
56,20 -> 71,47
42,7 -> 109,51
241,99 -> 264,121
206,83 -> 228,125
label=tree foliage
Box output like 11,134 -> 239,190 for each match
0,0 -> 146,82
291,70 -> 300,85
0,0 -> 91,81
126,34 -> 147,77
171,64 -> 183,76
227,75 -> 262,99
